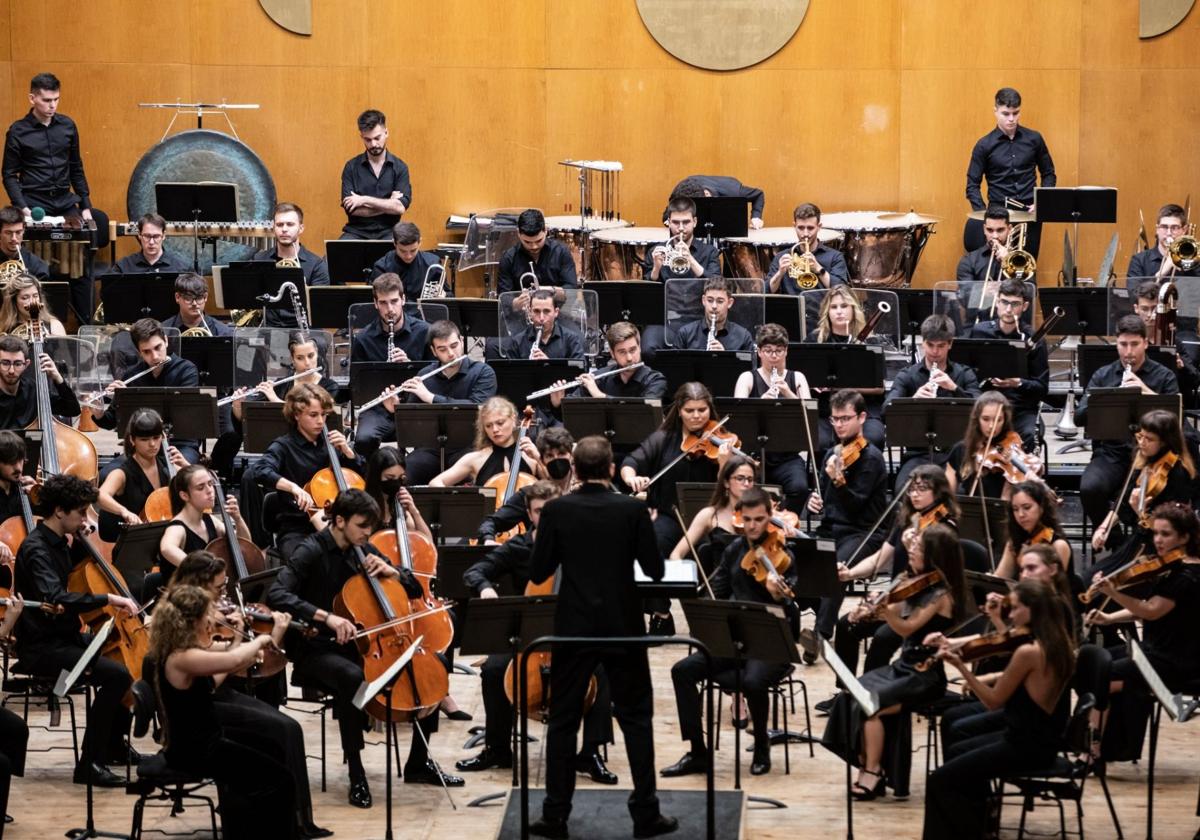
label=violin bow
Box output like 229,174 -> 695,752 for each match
672,506 -> 715,599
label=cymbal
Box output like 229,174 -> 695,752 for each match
877,211 -> 941,225
968,209 -> 1036,223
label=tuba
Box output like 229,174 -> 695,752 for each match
787,237 -> 821,289
1001,224 -> 1036,280
1169,223 -> 1198,270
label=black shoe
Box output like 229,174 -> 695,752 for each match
529,816 -> 569,839
799,629 -> 819,665
456,746 -> 513,772
300,823 -> 334,839
648,613 -> 675,636
404,759 -> 465,787
442,708 -> 473,721
348,777 -> 372,809
634,815 -> 679,838
576,753 -> 618,785
850,769 -> 886,801
750,747 -> 771,776
815,695 -> 836,716
659,752 -> 708,778
72,762 -> 124,788
107,744 -> 142,766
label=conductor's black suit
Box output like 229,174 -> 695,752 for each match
529,483 -> 664,826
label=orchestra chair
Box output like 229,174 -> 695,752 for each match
2,649 -> 83,766
285,672 -> 337,792
126,678 -> 220,840
704,664 -> 813,775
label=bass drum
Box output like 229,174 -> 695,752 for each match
126,129 -> 277,275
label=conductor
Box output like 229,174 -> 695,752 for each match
527,436 -> 678,839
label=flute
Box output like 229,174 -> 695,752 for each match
80,359 -> 168,408
525,362 -> 645,400
354,355 -> 466,415
217,369 -> 318,406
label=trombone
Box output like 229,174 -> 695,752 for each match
1001,223 -> 1036,280
1169,223 -> 1198,271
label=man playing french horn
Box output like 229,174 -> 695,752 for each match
641,197 -> 721,282
0,205 -> 48,283
161,273 -> 234,337
766,203 -> 848,295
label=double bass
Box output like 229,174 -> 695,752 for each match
26,305 -> 97,482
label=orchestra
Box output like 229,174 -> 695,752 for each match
0,53 -> 1198,839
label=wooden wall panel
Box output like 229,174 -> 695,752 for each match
901,1 -> 1083,70
0,1 -> 10,63
9,0 -> 191,65
189,0 -> 362,68
371,0 -> 546,69
1081,0 -> 1200,69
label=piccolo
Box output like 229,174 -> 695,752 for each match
354,355 -> 466,415
217,369 -> 319,406
525,362 -> 645,400
80,359 -> 168,408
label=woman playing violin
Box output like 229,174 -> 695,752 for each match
669,454 -> 756,562
995,480 -> 1073,578
429,396 -> 542,488
946,392 -> 1041,501
0,274 -> 65,337
922,578 -> 1076,839
96,408 -> 187,542
821,523 -> 970,800
812,286 -> 887,449
154,465 -> 251,599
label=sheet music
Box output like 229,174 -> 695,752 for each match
1130,639 -> 1184,722
54,618 -> 114,698
635,559 -> 698,587
821,639 -> 879,717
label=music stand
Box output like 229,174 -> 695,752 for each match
789,535 -> 841,600
890,289 -> 936,359
675,482 -> 717,524
1035,187 -> 1118,286
1077,345 -> 1176,390
715,397 -> 820,483
325,239 -> 393,285
240,402 -> 289,452
1038,287 -> 1118,339
1083,390 -> 1181,442
432,545 -> 494,600
653,350 -> 751,398
180,335 -> 236,391
821,639 -> 880,840
947,338 -> 1029,381
409,486 -> 496,544
113,387 -> 218,444
559,398 -> 662,448
765,295 -> 804,340
390,404 -> 478,473
693,196 -> 751,242
156,181 -> 238,272
349,361 -> 428,407
490,359 -> 585,408
681,599 -> 801,800
956,496 -> 1009,565
442,299 -> 501,340
635,559 -> 702,600
43,280 -> 70,321
110,521 -> 172,602
788,343 -> 886,390
233,567 -> 280,607
590,281 -> 665,329
99,273 -> 180,323
883,397 -> 976,457
307,286 -> 374,328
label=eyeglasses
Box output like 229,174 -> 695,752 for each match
0,360 -> 26,369
759,346 -> 786,356
829,414 -> 858,424
729,474 -> 755,484
995,298 -> 1023,310
139,233 -> 164,242
181,294 -> 208,303
907,483 -> 932,495
1158,224 -> 1185,232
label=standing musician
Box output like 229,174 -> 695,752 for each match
248,382 -> 363,557
526,436 -> 676,839
884,314 -> 981,490
459,480 -> 618,784
430,396 -> 542,488
640,196 -> 721,282
922,578 -> 1076,838
254,202 -> 330,328
669,455 -> 757,564
670,174 -> 766,229
966,278 -> 1047,448
812,286 -> 887,449
497,209 -> 578,295
964,86 -> 1055,257
548,321 -> 667,404
339,109 -> 410,240
155,465 -> 251,597
477,427 -> 574,544
368,221 -> 443,299
267,489 -> 460,809
1076,315 -> 1180,531
0,430 -> 33,541
160,273 -> 234,337
495,288 -> 585,361
1126,203 -> 1198,285
994,480 -> 1073,578
765,203 -> 849,294
149,584 -> 299,838
945,392 -> 1040,501
0,334 -> 79,430
14,474 -> 137,788
664,487 -> 796,779
0,206 -> 49,281
164,551 -> 331,839
673,277 -> 754,352
821,524 -> 970,801
0,274 -> 64,336
95,407 -> 187,543
107,212 -> 183,275
807,390 -> 889,641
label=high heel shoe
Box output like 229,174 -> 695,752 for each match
850,769 -> 885,801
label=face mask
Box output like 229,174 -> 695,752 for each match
379,477 -> 406,496
545,458 -> 571,481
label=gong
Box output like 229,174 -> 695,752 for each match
126,129 -> 277,274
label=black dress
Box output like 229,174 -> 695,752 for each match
140,515 -> 218,601
157,663 -> 297,840
97,456 -> 169,542
474,441 -> 535,488
947,441 -> 1007,500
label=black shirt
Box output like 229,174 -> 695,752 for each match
368,250 -> 444,300
476,488 -> 533,542
501,321 -> 585,361
966,319 -> 1049,410
497,239 -> 579,294
564,360 -> 668,400
351,315 -> 430,363
340,151 -> 411,239
965,125 -> 1056,210
1142,563 -> 1200,678
108,251 -> 185,276
463,531 -> 535,595
765,244 -> 850,294
884,360 -> 982,408
251,246 -> 330,328
3,111 -> 92,210
947,440 -> 1008,499
1,246 -> 49,281
95,356 -> 200,431
622,428 -> 719,514
674,318 -> 754,352
1126,249 -> 1199,288
637,238 -> 721,281
14,523 -> 110,650
407,357 -> 498,405
0,373 -> 80,429
956,244 -> 1005,284
249,429 -> 365,527
681,175 -> 765,221
817,439 -> 888,531
1075,357 -> 1179,460
97,455 -> 169,542
159,312 -> 234,337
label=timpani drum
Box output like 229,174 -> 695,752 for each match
820,211 -> 937,288
720,226 -> 844,279
544,215 -> 632,279
587,227 -> 670,281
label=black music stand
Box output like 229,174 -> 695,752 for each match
490,359 -> 585,408
681,599 -> 801,801
1084,389 -> 1181,442
820,639 -> 880,840
409,486 -> 496,544
442,299 -> 501,340
99,273 -> 180,323
883,397 -> 976,457
694,196 -> 750,242
715,397 -> 820,483
215,262 -> 306,315
349,361 -> 428,407
233,567 -> 280,607
390,404 -> 478,473
956,496 -> 1009,566
788,343 -> 886,390
1038,287 -> 1117,339
1077,345 -> 1176,390
241,402 -> 289,452
307,286 -> 374,328
947,338 -> 1029,381
112,387 -> 218,443
110,521 -> 172,604
42,280 -> 71,321
559,398 -> 662,448
891,289 -> 935,360
433,545 -> 495,600
765,295 -> 804,340
325,239 -> 392,285
675,482 -> 717,524
789,535 -> 841,600
179,335 -> 236,391
653,350 -> 751,398
590,281 -> 664,329
1035,187 -> 1118,286
156,181 -> 238,272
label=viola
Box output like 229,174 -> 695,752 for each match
25,305 -> 97,482
1135,451 -> 1178,528
915,503 -> 950,531
1080,546 -> 1188,603
1027,526 -> 1055,547
914,627 -> 1033,672
305,426 -> 365,510
830,435 -> 867,487
481,406 -> 537,543
680,417 -> 754,463
739,533 -> 795,602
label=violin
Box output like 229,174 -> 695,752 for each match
25,305 -> 98,482
212,598 -> 296,679
1079,546 -> 1188,604
1135,451 -> 1177,528
0,596 -> 63,621
915,503 -> 950,531
1027,526 -> 1055,547
731,500 -> 801,538
850,569 -> 947,624
481,406 -> 537,543
975,431 -> 1026,484
680,416 -> 754,463
829,435 -> 867,487
739,533 -> 795,602
913,627 -> 1033,672
305,426 -> 365,510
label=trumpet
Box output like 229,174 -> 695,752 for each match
355,355 -> 466,415
663,232 -> 691,273
525,362 -> 645,400
518,261 -> 539,292
420,256 -> 450,299
216,369 -> 318,406
787,237 -> 821,289
1169,224 -> 1198,270
1001,223 -> 1036,280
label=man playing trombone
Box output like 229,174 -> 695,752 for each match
765,203 -> 848,294
1126,203 -> 1198,286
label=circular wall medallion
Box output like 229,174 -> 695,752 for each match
636,0 -> 809,71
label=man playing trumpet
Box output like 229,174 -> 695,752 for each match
766,203 -> 848,295
640,197 -> 721,282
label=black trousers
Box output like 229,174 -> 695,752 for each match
764,455 -> 809,513
1012,407 -> 1039,452
480,654 -> 612,756
670,652 -> 788,752
938,699 -> 1005,760
1080,450 -> 1128,529
544,645 -> 659,824
831,616 -> 901,684
19,640 -> 130,767
815,527 -> 887,641
173,736 -> 297,840
0,706 -> 28,837
353,407 -> 393,459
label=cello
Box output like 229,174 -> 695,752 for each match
481,406 -> 537,543
26,304 -> 97,482
305,426 -> 365,510
0,480 -> 38,560
139,435 -> 181,523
